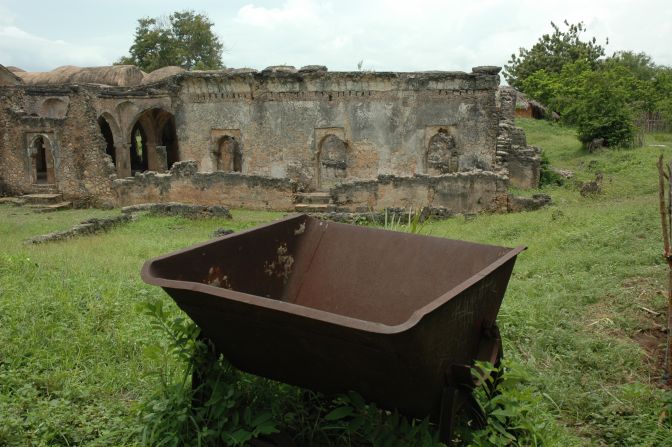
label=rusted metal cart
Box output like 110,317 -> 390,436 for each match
141,214 -> 525,444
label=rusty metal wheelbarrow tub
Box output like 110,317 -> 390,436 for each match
141,214 -> 525,439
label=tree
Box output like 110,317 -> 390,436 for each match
522,60 -> 639,147
117,10 -> 224,72
503,21 -> 606,89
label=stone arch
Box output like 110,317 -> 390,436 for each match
157,114 -> 179,169
39,98 -> 69,119
98,115 -> 117,164
317,134 -> 347,189
28,134 -> 56,184
426,128 -> 458,174
215,135 -> 242,172
126,107 -> 179,174
130,121 -> 149,174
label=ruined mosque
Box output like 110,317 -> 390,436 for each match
0,63 -> 541,213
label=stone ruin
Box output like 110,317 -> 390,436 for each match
0,63 -> 542,214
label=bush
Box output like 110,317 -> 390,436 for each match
539,152 -> 565,188
522,61 -> 639,148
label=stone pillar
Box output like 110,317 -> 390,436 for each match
116,144 -> 131,178
155,145 -> 168,173
146,140 -> 158,172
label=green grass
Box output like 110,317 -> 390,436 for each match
1,119 -> 671,445
0,209 -> 282,445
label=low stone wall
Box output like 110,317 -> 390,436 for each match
331,171 -> 509,213
26,214 -> 132,244
112,161 -> 297,210
121,202 -> 232,219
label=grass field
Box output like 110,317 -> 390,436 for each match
1,118 -> 671,445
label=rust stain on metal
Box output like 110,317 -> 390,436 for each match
205,265 -> 232,289
264,243 -> 294,283
294,222 -> 306,235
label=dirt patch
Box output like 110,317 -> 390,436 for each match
585,276 -> 670,386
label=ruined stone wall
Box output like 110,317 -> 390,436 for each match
1,66 -> 545,215
173,68 -> 500,189
0,85 -> 116,202
331,171 -> 509,213
496,87 -> 541,189
112,161 -> 296,210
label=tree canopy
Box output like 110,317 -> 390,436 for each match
507,21 -> 672,148
117,10 -> 224,73
503,21 -> 606,89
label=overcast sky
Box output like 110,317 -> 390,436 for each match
1,0 -> 671,74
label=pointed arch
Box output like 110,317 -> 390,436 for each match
127,107 -> 179,173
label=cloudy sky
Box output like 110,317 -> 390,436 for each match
1,0 -> 671,74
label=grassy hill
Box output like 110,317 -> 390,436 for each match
1,118 -> 671,445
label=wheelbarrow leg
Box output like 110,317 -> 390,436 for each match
191,332 -> 216,410
438,385 -> 460,445
439,385 -> 488,445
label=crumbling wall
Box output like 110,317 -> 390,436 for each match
174,67 -> 501,189
496,87 -> 541,189
0,85 -> 116,202
112,161 -> 296,210
331,171 -> 509,213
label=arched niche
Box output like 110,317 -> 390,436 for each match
426,128 -> 459,175
317,134 -> 347,189
215,135 -> 242,172
39,98 -> 69,119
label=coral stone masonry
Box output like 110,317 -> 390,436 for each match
0,63 -> 541,212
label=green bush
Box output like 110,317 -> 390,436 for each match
522,62 -> 639,148
539,152 -> 564,187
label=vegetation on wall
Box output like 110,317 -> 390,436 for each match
116,10 -> 224,72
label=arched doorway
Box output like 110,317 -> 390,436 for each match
127,108 -> 179,174
130,122 -> 148,174
217,136 -> 242,172
160,116 -> 179,169
98,116 -> 116,164
31,136 -> 55,184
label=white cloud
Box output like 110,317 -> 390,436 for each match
1,0 -> 671,73
0,24 -> 111,71
235,0 -> 326,29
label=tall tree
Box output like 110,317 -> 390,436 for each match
503,21 -> 606,89
117,10 -> 224,72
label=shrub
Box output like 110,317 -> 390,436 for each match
539,152 -> 565,188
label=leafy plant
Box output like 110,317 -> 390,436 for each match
538,152 -> 564,188
463,361 -> 554,446
318,391 -> 445,447
383,207 -> 427,234
135,298 -> 278,446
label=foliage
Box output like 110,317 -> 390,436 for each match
503,21 -> 606,89
521,60 -> 639,147
135,298 -> 279,446
383,207 -> 426,233
509,22 -> 672,148
538,152 -> 564,188
117,10 -> 224,72
462,361 -> 555,446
